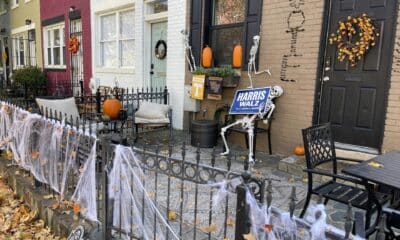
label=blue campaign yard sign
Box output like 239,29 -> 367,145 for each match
229,87 -> 271,115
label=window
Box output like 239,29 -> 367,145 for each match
44,23 -> 66,68
0,0 -> 6,14
11,0 -> 18,9
99,9 -> 134,68
12,34 -> 25,69
210,0 -> 246,66
148,0 -> 168,14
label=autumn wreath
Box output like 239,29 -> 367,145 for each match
329,13 -> 379,67
68,37 -> 80,54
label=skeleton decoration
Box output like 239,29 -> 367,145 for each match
181,30 -> 197,72
221,86 -> 283,165
248,35 -> 271,88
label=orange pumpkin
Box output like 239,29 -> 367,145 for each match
103,98 -> 122,120
232,43 -> 243,68
202,45 -> 213,68
294,145 -> 305,156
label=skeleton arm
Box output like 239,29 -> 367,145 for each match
262,103 -> 275,125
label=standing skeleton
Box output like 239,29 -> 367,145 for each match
248,36 -> 271,88
221,35 -> 283,165
181,30 -> 197,72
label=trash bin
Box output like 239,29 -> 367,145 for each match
191,120 -> 218,148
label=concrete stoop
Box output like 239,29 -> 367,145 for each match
0,158 -> 101,239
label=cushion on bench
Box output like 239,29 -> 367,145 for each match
36,97 -> 80,121
135,101 -> 170,120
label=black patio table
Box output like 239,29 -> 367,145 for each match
342,151 -> 400,236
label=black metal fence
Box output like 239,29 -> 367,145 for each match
0,99 -> 368,240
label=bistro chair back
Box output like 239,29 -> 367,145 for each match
302,122 -> 337,172
300,123 -> 390,234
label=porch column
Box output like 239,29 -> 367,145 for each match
166,0 -> 187,129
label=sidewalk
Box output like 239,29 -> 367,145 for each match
132,129 -> 360,230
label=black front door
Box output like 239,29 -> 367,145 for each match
318,0 -> 397,149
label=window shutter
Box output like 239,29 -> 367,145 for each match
190,0 -> 204,67
243,0 -> 263,70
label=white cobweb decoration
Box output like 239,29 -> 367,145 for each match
108,145 -> 179,240
60,127 -> 81,199
0,103 -> 11,150
16,113 -> 42,170
72,140 -> 98,222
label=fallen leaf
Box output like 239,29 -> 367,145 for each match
262,224 -> 273,233
168,210 -> 177,221
31,151 -> 39,159
226,218 -> 235,227
43,195 -> 54,200
243,233 -> 256,240
200,224 -> 217,233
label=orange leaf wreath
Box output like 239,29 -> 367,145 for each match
329,13 -> 379,67
68,36 -> 80,54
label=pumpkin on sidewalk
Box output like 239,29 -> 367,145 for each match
103,98 -> 122,120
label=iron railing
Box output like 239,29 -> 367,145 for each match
0,99 -> 369,240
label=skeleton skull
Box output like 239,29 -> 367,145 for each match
270,86 -> 283,98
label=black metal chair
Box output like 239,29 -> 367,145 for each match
300,123 -> 390,226
381,200 -> 400,239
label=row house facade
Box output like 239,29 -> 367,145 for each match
40,0 -> 92,95
9,0 -> 42,70
90,0 -> 187,128
188,0 -> 400,155
3,0 -> 400,156
0,0 -> 10,86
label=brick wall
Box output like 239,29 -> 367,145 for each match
199,0 -> 325,155
194,1 -> 400,155
257,0 -> 325,154
382,5 -> 400,152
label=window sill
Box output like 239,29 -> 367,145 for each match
95,67 -> 135,74
0,10 -> 7,15
11,5 -> 19,10
44,66 -> 67,72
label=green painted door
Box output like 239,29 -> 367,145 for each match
150,21 -> 167,90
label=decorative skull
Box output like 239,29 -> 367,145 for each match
270,85 -> 284,98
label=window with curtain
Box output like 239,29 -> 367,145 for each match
44,23 -> 66,68
210,0 -> 246,66
99,9 -> 134,68
12,34 -> 25,69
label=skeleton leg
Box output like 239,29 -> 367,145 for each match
248,62 -> 254,88
247,123 -> 255,165
220,120 -> 244,156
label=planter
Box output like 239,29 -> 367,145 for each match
222,76 -> 240,88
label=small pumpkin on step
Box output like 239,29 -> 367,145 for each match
294,145 -> 305,156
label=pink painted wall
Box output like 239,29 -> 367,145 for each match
40,0 -> 92,95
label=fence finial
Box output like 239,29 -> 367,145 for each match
289,186 -> 297,218
266,179 -> 272,208
344,203 -> 354,240
375,214 -> 387,240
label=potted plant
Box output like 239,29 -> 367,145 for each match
212,67 -> 241,88
12,66 -> 47,99
192,67 -> 241,88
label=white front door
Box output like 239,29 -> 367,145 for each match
150,21 -> 167,89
